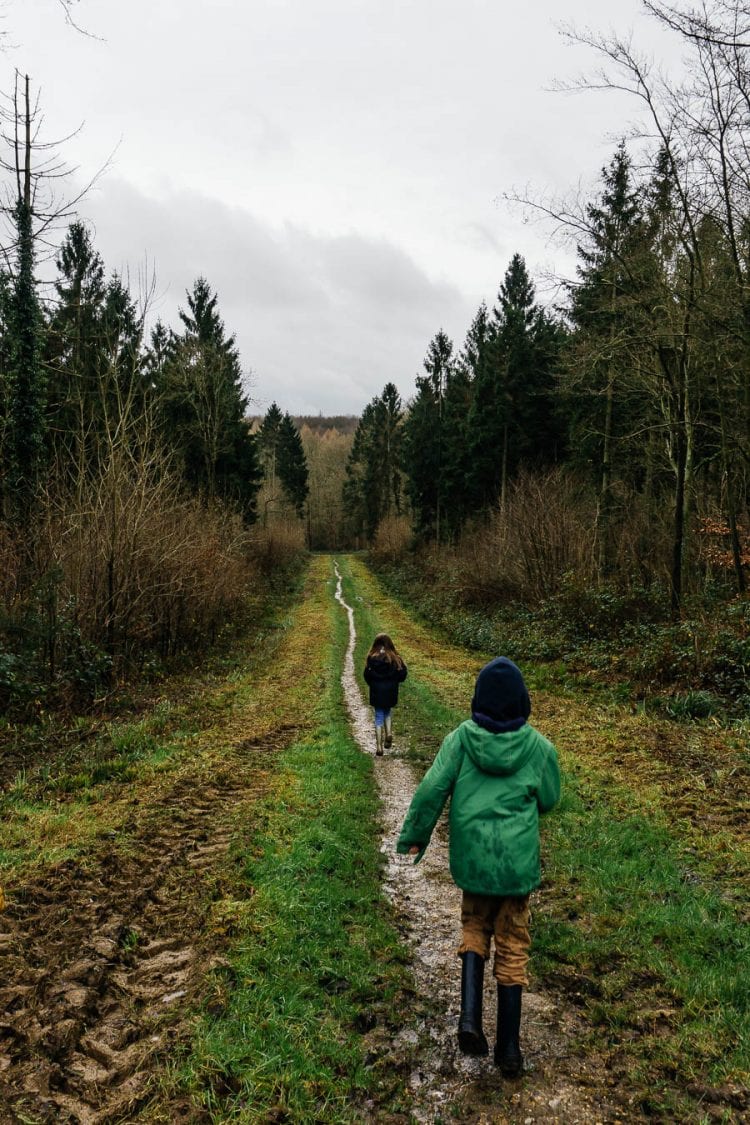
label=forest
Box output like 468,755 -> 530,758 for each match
1,2 -> 749,1122
2,4 -> 749,719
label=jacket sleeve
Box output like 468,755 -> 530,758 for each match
536,740 -> 561,815
398,661 -> 408,683
363,661 -> 372,685
396,732 -> 463,862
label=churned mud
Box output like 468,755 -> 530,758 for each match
334,565 -> 631,1124
0,759 -> 258,1124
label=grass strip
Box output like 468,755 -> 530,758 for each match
343,554 -> 750,1117
537,776 -> 750,1108
180,558 -> 412,1123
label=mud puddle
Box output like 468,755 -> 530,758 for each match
334,565 -> 633,1124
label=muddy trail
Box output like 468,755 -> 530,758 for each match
334,567 -> 629,1124
0,758 -> 257,1124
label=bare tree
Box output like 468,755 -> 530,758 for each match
0,71 -> 107,264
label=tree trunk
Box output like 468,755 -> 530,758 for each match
596,374 -> 614,581
715,376 -> 747,594
499,422 -> 508,519
670,417 -> 687,617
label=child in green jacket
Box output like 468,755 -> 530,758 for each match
397,656 -> 560,1076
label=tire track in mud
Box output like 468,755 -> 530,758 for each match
334,563 -> 628,1124
0,756 -> 268,1124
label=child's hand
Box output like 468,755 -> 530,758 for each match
408,846 -> 420,856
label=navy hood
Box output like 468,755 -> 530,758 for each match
471,657 -> 531,733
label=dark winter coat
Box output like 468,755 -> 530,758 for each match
397,719 -> 560,896
363,653 -> 408,709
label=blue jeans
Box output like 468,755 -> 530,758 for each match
374,708 -> 391,728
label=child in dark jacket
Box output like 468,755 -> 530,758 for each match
397,656 -> 560,1076
363,633 -> 407,756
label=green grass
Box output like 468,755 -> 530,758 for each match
535,777 -> 750,1088
180,561 -> 413,1123
342,554 -> 750,1118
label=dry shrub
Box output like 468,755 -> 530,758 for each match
447,521 -> 517,606
501,469 -> 596,600
610,484 -> 673,589
450,469 -> 692,606
451,469 -> 595,605
370,514 -> 413,564
38,448 -> 254,662
249,520 -> 306,579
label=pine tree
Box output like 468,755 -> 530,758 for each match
100,274 -> 143,390
375,382 -> 404,525
257,402 -> 284,477
277,412 -> 309,518
566,144 -> 646,575
159,278 -> 261,518
143,320 -> 174,385
342,401 -> 377,542
46,221 -> 107,461
342,383 -> 403,541
402,332 -> 454,539
464,256 -> 562,516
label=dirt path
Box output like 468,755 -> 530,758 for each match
335,564 -> 630,1124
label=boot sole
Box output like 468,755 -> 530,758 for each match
494,1050 -> 523,1077
457,1028 -> 489,1056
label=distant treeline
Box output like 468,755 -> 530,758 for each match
250,414 -> 359,437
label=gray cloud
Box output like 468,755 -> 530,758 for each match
9,0 -> 681,415
83,178 -> 472,414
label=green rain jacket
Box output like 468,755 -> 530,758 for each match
396,719 -> 561,896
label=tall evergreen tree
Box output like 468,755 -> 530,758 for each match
277,412 -> 309,518
343,401 -> 377,541
257,402 -> 284,481
143,319 -> 174,386
343,383 -> 403,540
46,221 -> 107,461
158,278 -> 261,518
402,332 -> 454,539
464,255 -> 562,515
566,143 -> 646,575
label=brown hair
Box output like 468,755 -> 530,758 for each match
367,632 -> 404,668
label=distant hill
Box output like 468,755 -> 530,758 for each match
295,415 -> 359,435
248,414 -> 360,436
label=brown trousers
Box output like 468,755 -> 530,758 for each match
457,891 -> 531,986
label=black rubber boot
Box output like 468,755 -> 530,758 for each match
494,984 -> 523,1077
457,952 -> 489,1056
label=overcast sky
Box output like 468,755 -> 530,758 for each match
6,0 -> 677,414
